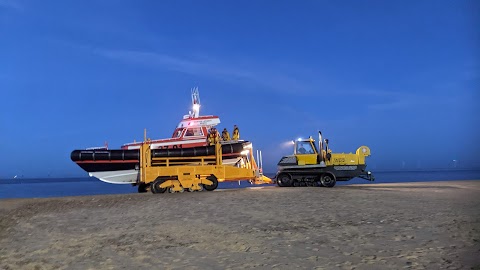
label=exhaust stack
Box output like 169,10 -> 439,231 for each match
318,131 -> 326,166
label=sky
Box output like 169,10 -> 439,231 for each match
0,0 -> 479,178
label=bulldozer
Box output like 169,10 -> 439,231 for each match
274,131 -> 374,188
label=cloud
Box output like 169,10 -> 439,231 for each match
96,48 -> 460,112
361,90 -> 417,111
364,89 -> 470,112
367,99 -> 415,111
94,48 -> 317,95
0,0 -> 23,11
97,49 -> 242,77
88,46 -> 476,113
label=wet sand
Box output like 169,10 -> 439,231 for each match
1,180 -> 479,270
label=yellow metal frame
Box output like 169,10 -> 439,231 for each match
139,140 -> 272,193
325,146 -> 371,166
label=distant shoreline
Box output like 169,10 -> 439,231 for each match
2,168 -> 480,180
367,168 -> 480,173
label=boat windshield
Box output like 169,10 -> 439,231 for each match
185,127 -> 204,137
172,128 -> 183,138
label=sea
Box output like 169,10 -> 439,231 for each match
1,170 -> 479,199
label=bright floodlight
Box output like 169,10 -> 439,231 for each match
297,138 -> 302,141
281,141 -> 295,148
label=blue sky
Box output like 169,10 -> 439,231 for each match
1,0 -> 478,178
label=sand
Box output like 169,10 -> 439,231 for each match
1,180 -> 479,270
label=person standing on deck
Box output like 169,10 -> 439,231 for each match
232,125 -> 240,141
222,128 -> 231,141
213,128 -> 221,144
207,128 -> 216,145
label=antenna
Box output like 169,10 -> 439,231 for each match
191,87 -> 201,118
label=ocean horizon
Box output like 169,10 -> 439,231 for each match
1,169 -> 479,199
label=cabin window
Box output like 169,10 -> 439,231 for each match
297,142 -> 314,154
173,129 -> 183,138
185,127 -> 203,137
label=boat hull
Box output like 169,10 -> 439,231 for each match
84,157 -> 244,184
89,169 -> 139,184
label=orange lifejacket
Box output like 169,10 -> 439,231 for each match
232,127 -> 239,140
207,132 -> 216,145
222,130 -> 230,141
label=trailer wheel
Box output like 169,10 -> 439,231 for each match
137,183 -> 148,193
276,173 -> 293,187
151,178 -> 168,194
320,174 -> 336,188
204,175 -> 218,191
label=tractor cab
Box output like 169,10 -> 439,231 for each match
293,137 -> 319,165
294,137 -> 317,154
292,133 -> 333,166
277,132 -> 333,167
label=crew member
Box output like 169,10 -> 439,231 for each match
210,128 -> 220,145
222,128 -> 231,141
298,143 -> 307,154
232,125 -> 240,141
207,128 -> 216,145
213,127 -> 220,144
213,128 -> 220,145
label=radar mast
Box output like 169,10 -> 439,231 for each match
191,87 -> 201,118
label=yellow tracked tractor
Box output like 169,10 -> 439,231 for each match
274,131 -> 374,188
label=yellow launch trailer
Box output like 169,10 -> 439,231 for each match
139,141 -> 272,193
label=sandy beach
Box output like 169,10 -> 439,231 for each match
1,180 -> 479,270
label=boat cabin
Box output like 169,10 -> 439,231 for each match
172,115 -> 220,139
121,115 -> 220,150
119,87 -> 223,150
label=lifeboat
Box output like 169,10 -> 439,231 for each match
71,141 -> 249,184
71,87 -> 246,184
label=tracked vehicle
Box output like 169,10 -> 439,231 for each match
275,131 -> 374,188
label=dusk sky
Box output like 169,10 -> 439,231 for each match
1,0 -> 479,178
